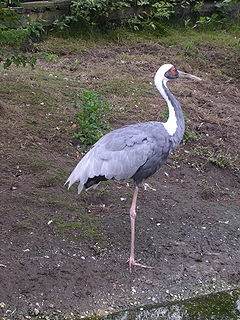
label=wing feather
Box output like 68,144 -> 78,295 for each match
65,122 -> 168,193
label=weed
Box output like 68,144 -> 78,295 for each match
182,119 -> 198,145
39,52 -> 59,63
189,145 -> 239,172
181,40 -> 198,54
72,89 -> 112,146
191,145 -> 210,157
198,178 -> 216,200
207,149 -> 239,170
182,128 -> 198,145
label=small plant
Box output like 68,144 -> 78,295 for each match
190,145 -> 239,172
182,128 -> 198,145
207,149 -> 239,170
39,52 -> 59,63
181,40 -> 198,54
72,89 -> 112,146
182,118 -> 198,145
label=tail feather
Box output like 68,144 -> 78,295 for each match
65,148 -> 101,194
65,160 -> 87,194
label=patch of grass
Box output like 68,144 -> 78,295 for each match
172,142 -> 239,174
0,80 -> 45,107
161,27 -> 240,48
131,79 -> 156,98
26,117 -> 38,125
11,221 -> 32,233
100,77 -> 132,96
38,169 -> 64,188
43,195 -> 71,209
182,119 -> 199,145
189,145 -> 239,172
207,149 -> 239,171
53,212 -> 105,246
28,156 -> 54,173
181,40 -> 199,54
39,36 -> 89,55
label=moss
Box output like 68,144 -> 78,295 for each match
53,212 -> 105,246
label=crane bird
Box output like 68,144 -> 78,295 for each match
65,64 -> 201,272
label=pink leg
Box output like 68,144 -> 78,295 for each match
128,187 -> 153,273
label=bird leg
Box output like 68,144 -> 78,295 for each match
128,187 -> 153,273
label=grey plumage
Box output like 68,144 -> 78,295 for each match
65,64 -> 201,272
67,121 -> 173,193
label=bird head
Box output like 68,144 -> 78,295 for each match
154,64 -> 202,85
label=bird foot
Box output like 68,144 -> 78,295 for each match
128,257 -> 154,273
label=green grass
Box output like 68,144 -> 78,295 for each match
53,212 -> 105,246
207,149 -> 239,171
38,169 -> 64,187
28,157 -> 54,173
180,144 -> 240,172
160,27 -> 240,47
39,36 -> 89,55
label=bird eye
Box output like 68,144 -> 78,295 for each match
170,67 -> 177,75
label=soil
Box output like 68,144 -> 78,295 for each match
0,33 -> 239,319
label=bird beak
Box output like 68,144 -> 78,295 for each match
178,71 -> 202,81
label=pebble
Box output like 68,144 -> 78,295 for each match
34,308 -> 40,315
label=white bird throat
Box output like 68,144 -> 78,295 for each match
160,79 -> 177,136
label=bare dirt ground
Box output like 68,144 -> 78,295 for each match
0,31 -> 239,319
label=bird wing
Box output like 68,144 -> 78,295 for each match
65,122 -> 168,194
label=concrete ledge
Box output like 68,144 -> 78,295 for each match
14,0 -> 71,25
